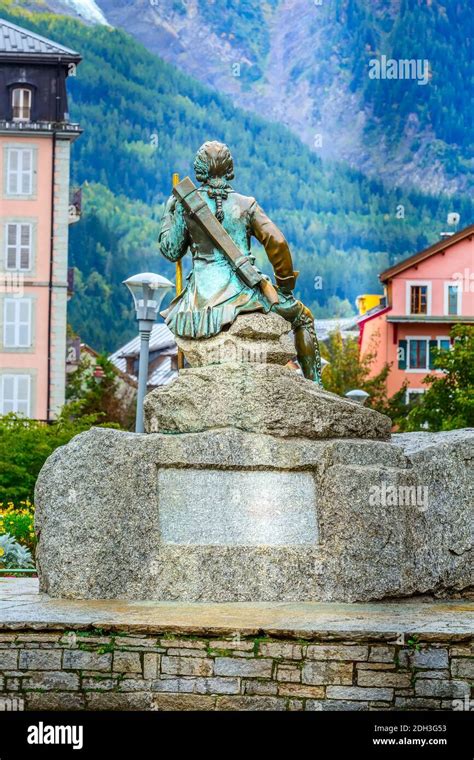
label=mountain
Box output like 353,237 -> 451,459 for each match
2,1 -> 472,353
24,0 -> 474,197
23,0 -> 108,25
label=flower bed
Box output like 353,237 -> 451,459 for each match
0,501 -> 36,570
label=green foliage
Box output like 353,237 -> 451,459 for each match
0,533 -> 34,569
0,501 -> 36,553
406,635 -> 421,652
305,0 -> 473,188
361,0 -> 472,176
197,0 -> 271,82
313,295 -> 355,319
400,325 -> 474,431
0,345 -> 127,503
321,331 -> 369,396
1,2 -> 473,352
382,382 -> 410,425
66,183 -> 169,350
321,329 -> 402,417
66,349 -> 135,429
0,412 -> 115,503
321,329 -> 393,405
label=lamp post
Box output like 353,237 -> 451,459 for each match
345,389 -> 370,405
123,272 -> 174,433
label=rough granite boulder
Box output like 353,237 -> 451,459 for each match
144,362 -> 392,440
33,313 -> 472,603
144,313 -> 391,440
35,427 -> 473,602
176,311 -> 296,367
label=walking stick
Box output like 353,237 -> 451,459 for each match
172,172 -> 184,370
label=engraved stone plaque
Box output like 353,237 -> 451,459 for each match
158,467 -> 318,546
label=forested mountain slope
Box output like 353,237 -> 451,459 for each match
2,2 -> 472,352
30,0 -> 474,196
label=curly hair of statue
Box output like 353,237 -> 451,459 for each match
193,141 -> 234,222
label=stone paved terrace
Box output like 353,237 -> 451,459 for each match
1,580 -> 473,638
0,579 -> 472,711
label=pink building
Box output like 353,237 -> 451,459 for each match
0,19 -> 81,419
358,224 -> 474,402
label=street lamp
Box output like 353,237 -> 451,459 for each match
345,389 -> 370,405
123,272 -> 174,433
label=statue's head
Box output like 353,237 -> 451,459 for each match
194,141 -> 234,183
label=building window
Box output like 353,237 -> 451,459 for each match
5,223 -> 32,270
6,148 -> 33,195
444,282 -> 461,316
447,286 -> 459,315
408,338 -> 428,369
403,336 -> 450,372
11,88 -> 32,122
437,337 -> 451,352
3,298 -> 32,348
0,374 -> 30,415
406,388 -> 424,405
410,285 -> 428,315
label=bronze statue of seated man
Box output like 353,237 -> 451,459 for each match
159,140 -> 322,384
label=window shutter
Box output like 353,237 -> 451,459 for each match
16,376 -> 30,415
1,376 -> 14,414
429,339 -> 438,369
5,224 -> 32,269
6,224 -> 17,268
18,299 -> 31,346
7,149 -> 33,195
7,149 -> 19,194
3,299 -> 31,347
3,375 -> 14,399
21,150 -> 32,195
4,299 -> 16,346
20,224 -> 31,269
0,375 -> 30,415
398,339 -> 407,369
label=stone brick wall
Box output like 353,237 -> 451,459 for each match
0,630 -> 472,711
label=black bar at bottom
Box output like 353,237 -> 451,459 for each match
0,709 -> 472,758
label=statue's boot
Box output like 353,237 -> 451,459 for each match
273,297 -> 322,385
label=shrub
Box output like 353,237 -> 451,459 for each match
400,324 -> 474,431
0,501 -> 36,553
0,409 -> 118,503
0,533 -> 34,569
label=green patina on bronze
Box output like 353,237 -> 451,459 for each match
159,141 -> 322,384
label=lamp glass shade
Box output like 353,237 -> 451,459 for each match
123,272 -> 174,321
345,389 -> 370,405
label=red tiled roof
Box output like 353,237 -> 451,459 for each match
379,224 -> 474,283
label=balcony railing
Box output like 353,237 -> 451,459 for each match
0,120 -> 81,133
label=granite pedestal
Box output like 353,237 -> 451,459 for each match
35,314 -> 473,602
